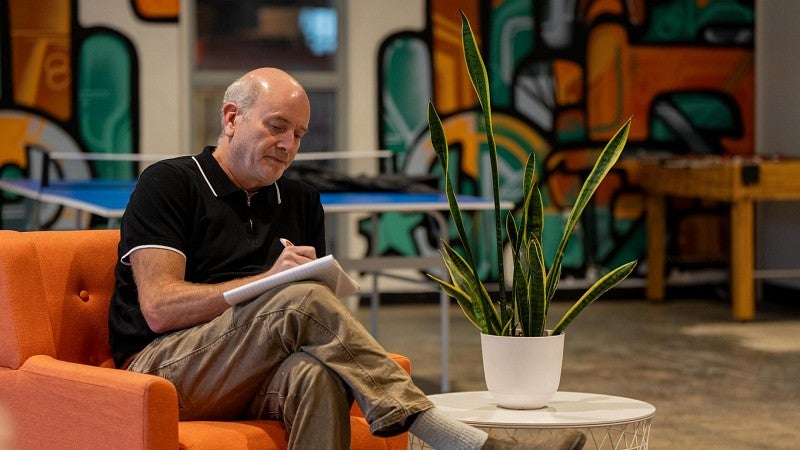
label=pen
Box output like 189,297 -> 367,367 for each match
280,238 -> 294,247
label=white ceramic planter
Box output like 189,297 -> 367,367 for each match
480,331 -> 565,409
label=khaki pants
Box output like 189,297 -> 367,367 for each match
128,282 -> 433,449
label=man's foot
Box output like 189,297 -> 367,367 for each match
482,429 -> 586,450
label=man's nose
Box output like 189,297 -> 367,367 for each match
276,130 -> 298,150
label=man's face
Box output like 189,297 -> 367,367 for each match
227,86 -> 310,189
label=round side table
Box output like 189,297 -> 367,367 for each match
409,391 -> 655,450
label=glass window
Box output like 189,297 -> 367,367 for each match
195,0 -> 338,72
190,0 -> 342,154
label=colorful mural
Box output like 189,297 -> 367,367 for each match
0,0 -> 178,229
0,0 -> 755,284
376,0 -> 755,282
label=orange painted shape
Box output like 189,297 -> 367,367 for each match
553,60 -> 583,105
134,0 -> 179,19
435,111 -> 549,182
0,116 -> 31,168
493,114 -> 550,161
430,0 -> 481,112
442,113 -> 481,177
9,0 -> 72,120
580,0 -> 624,24
586,24 -> 629,140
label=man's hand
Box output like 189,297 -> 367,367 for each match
267,245 -> 317,275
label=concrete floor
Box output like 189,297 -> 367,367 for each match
355,291 -> 800,450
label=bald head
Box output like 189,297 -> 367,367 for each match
220,68 -> 309,130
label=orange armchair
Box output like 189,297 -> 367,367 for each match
0,229 -> 408,449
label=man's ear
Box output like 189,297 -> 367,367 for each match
221,102 -> 239,137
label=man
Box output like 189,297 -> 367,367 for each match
109,67 -> 585,450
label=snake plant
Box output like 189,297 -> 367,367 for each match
426,13 -> 637,337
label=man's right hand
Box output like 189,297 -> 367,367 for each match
267,245 -> 317,275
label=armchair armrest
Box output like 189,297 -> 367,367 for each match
1,355 -> 179,449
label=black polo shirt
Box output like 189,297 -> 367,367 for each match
108,146 -> 326,367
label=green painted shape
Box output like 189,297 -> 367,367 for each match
643,0 -> 754,43
542,212 -> 582,268
381,37 -> 431,161
78,33 -> 134,179
651,93 -> 736,143
358,211 -> 426,256
488,0 -> 534,107
592,208 -> 645,270
0,165 -> 24,201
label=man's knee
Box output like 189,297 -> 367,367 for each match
274,353 -> 354,446
247,352 -> 352,421
277,353 -> 354,422
264,281 -> 339,311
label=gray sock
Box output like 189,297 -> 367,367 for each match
408,407 -> 489,450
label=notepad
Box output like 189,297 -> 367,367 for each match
223,255 -> 360,305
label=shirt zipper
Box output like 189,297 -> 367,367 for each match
246,191 -> 256,238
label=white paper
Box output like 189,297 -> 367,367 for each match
223,255 -> 360,305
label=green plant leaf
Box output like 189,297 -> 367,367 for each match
510,238 -> 526,336
551,260 -> 638,334
426,273 -> 483,330
461,12 -> 491,117
440,242 -> 502,334
505,212 -> 519,256
506,212 -> 522,335
522,153 -> 535,196
524,236 -> 547,336
521,160 -> 544,245
499,320 -> 513,336
437,248 -> 488,334
546,118 -> 632,300
460,12 -> 506,309
428,102 -> 476,268
515,154 -> 544,335
545,263 -> 562,304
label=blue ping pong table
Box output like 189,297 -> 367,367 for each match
0,177 -> 513,392
0,178 -> 505,218
0,179 -> 137,223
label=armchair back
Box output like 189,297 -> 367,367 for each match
0,229 -> 119,369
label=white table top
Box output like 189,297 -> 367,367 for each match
428,391 -> 655,428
